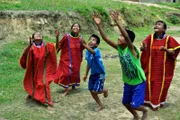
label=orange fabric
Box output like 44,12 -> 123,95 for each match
141,34 -> 180,108
20,42 -> 57,106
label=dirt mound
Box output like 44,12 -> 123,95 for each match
0,10 -> 95,42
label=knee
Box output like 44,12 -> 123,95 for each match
90,90 -> 96,94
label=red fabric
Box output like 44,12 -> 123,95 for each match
54,34 -> 85,88
20,42 -> 57,106
141,34 -> 180,107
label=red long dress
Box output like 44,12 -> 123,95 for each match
54,34 -> 85,88
20,42 -> 57,106
141,34 -> 180,109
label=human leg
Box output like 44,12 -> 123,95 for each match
90,91 -> 103,111
93,74 -> 108,97
134,105 -> 148,120
123,104 -> 139,120
122,83 -> 139,119
64,88 -> 69,96
131,81 -> 148,120
92,88 -> 108,98
88,74 -> 107,111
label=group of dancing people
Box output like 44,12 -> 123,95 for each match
19,10 -> 180,120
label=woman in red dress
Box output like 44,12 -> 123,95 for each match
140,20 -> 180,110
54,23 -> 85,96
20,32 -> 57,109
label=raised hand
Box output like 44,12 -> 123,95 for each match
80,37 -> 85,46
55,29 -> 60,52
55,29 -> 60,37
110,10 -> 119,22
29,36 -> 32,45
92,13 -> 101,25
140,42 -> 147,51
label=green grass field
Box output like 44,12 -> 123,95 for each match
0,28 -> 180,120
0,0 -> 180,120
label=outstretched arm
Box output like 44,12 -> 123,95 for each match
23,37 -> 32,56
55,30 -> 60,53
110,10 -> 137,57
93,14 -> 117,49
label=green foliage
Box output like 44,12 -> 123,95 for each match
74,6 -> 109,23
160,2 -> 180,10
1,29 -> 180,120
168,15 -> 180,24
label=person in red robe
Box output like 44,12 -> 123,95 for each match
20,32 -> 57,109
54,23 -> 86,96
140,20 -> 180,110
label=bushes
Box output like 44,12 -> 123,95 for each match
168,15 -> 180,24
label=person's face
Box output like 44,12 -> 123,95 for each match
117,35 -> 127,45
33,32 -> 42,41
71,24 -> 80,34
154,22 -> 165,33
88,37 -> 98,48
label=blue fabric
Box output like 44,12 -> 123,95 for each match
85,48 -> 105,75
88,74 -> 105,92
122,81 -> 146,108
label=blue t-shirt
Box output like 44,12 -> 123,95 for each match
85,48 -> 105,75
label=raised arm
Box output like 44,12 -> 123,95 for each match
80,38 -> 95,54
110,10 -> 137,56
55,29 -> 60,53
93,14 -> 117,49
23,37 -> 32,56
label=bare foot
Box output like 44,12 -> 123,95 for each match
104,89 -> 108,98
25,95 -> 31,100
141,110 -> 148,120
97,106 -> 103,112
47,106 -> 52,110
132,116 -> 139,120
64,89 -> 68,96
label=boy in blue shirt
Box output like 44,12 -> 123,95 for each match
93,10 -> 148,120
82,34 -> 108,111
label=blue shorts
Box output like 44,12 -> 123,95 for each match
88,74 -> 105,92
122,81 -> 146,108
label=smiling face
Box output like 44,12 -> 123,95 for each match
71,23 -> 80,35
117,35 -> 127,46
88,36 -> 98,48
154,21 -> 166,34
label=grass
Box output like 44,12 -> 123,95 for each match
0,27 -> 180,120
0,0 -> 179,27
0,0 -> 180,119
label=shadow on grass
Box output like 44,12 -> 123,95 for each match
25,97 -> 46,109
